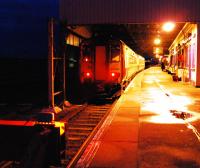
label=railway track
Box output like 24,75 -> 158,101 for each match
64,103 -> 113,167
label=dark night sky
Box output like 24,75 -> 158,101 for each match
0,0 -> 59,59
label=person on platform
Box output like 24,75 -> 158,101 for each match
161,60 -> 165,71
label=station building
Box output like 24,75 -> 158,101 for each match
168,23 -> 198,86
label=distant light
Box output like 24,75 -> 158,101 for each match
154,38 -> 161,45
155,54 -> 160,58
162,22 -> 175,32
155,48 -> 160,53
153,47 -> 163,54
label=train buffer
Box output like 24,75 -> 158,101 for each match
0,119 -> 66,167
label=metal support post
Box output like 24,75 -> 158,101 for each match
48,18 -> 55,107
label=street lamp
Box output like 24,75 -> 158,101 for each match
154,38 -> 161,45
162,22 -> 175,32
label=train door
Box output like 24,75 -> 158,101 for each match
95,46 -> 107,81
65,45 -> 82,103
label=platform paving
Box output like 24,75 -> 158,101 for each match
75,66 -> 200,168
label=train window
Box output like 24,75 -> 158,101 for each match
111,45 -> 120,62
129,54 -> 137,64
82,45 -> 91,56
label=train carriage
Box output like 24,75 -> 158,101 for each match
80,38 -> 145,96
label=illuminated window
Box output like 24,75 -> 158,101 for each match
74,36 -> 79,46
66,34 -> 80,46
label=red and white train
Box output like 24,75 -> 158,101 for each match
80,39 -> 145,95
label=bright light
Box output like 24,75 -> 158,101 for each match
154,38 -> 161,45
153,47 -> 163,54
155,48 -> 160,53
111,72 -> 115,77
140,88 -> 200,124
84,57 -> 89,62
155,54 -> 160,58
162,22 -> 175,32
55,121 -> 65,135
86,72 -> 91,77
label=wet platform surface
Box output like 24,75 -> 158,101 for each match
75,67 -> 200,168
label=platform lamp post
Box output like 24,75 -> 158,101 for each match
48,17 -> 55,108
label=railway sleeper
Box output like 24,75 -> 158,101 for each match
89,113 -> 105,117
78,116 -> 102,120
83,112 -> 106,115
67,143 -> 84,148
66,150 -> 78,159
67,142 -> 85,148
67,126 -> 94,132
72,119 -> 99,123
75,113 -> 102,117
86,109 -> 109,113
69,123 -> 97,127
67,139 -> 85,146
78,114 -> 103,118
67,131 -> 90,137
87,111 -> 106,114
67,133 -> 89,139
73,118 -> 101,122
86,105 -> 111,108
85,108 -> 110,111
80,111 -> 105,114
69,122 -> 96,127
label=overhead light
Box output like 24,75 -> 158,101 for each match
162,22 -> 175,32
155,48 -> 160,53
154,38 -> 161,45
153,47 -> 163,54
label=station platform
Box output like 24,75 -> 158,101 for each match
75,66 -> 200,168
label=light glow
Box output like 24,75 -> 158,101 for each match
154,38 -> 161,45
162,22 -> 175,32
155,54 -> 160,58
155,48 -> 160,54
86,72 -> 91,77
111,72 -> 115,77
140,88 -> 200,124
84,57 -> 89,62
55,121 -> 65,135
